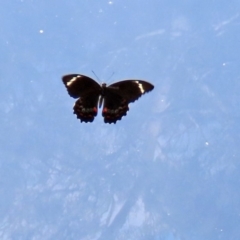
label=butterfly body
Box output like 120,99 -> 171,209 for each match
62,74 -> 154,124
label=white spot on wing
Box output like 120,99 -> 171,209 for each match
66,75 -> 81,86
135,81 -> 144,93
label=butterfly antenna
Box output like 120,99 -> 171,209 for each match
107,72 -> 115,82
92,70 -> 100,82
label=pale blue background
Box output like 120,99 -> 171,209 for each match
1,0 -> 240,239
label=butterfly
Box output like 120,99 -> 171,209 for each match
62,74 -> 154,124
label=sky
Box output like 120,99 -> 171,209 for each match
1,0 -> 240,239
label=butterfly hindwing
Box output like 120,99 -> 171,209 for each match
73,94 -> 99,123
62,74 -> 101,123
102,90 -> 129,124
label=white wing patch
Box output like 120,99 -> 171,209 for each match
135,81 -> 144,93
66,75 -> 81,86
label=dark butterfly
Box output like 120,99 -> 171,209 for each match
62,74 -> 154,124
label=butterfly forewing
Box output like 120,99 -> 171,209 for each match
108,80 -> 154,102
62,74 -> 101,98
62,74 -> 101,122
